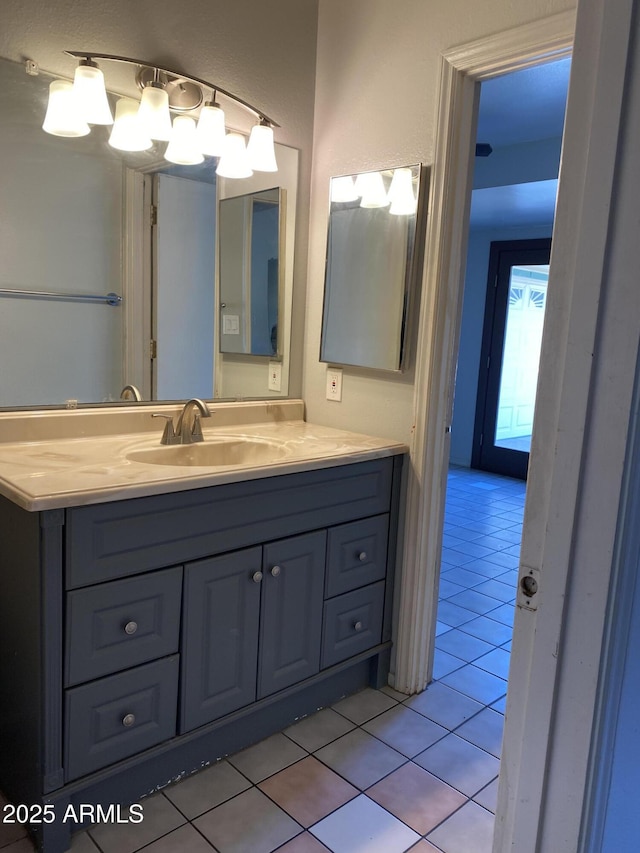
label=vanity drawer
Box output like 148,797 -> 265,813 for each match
325,514 -> 389,598
65,567 -> 183,687
65,655 -> 179,781
65,458 -> 393,587
321,582 -> 385,669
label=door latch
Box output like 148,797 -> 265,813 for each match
517,566 -> 540,611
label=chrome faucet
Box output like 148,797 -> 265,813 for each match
152,399 -> 212,445
120,384 -> 142,402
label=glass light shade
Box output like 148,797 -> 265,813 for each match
196,103 -> 226,156
247,123 -> 278,172
216,132 -> 253,179
388,168 -> 417,215
165,116 -> 204,165
73,64 -> 113,125
137,85 -> 172,141
358,171 -> 389,208
42,80 -> 90,137
330,175 -> 358,203
108,98 -> 152,152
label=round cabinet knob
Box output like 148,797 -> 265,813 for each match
358,551 -> 367,562
271,565 -> 281,578
124,621 -> 138,636
122,713 -> 136,728
252,571 -> 263,584
353,620 -> 363,632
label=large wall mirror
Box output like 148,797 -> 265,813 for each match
0,55 -> 298,408
320,164 -> 424,371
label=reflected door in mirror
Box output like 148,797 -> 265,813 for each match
218,187 -> 282,357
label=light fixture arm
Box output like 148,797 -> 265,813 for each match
63,50 -> 279,127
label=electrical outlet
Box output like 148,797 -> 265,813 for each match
268,361 -> 282,392
326,367 -> 343,401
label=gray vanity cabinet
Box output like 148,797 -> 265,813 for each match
0,455 -> 403,853
258,530 -> 326,699
181,530 -> 327,732
180,548 -> 262,732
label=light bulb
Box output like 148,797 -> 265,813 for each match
197,102 -> 226,156
73,62 -> 113,125
108,98 -> 152,152
216,132 -> 253,179
388,168 -> 417,215
42,79 -> 90,138
358,172 -> 389,208
330,175 -> 358,203
247,123 -> 278,172
137,84 -> 172,142
165,116 -> 204,165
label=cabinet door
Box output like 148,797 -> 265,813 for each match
258,531 -> 326,699
180,547 -> 261,733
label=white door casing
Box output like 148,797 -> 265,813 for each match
390,4 -> 637,852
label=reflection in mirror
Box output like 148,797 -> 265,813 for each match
218,187 -> 283,357
0,55 -> 298,409
320,164 -> 423,371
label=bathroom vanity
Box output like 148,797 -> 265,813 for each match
0,401 -> 405,852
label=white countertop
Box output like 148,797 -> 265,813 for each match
0,416 -> 407,511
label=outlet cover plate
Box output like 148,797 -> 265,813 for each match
326,367 -> 343,401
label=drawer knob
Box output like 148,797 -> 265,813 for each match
271,565 -> 281,578
124,621 -> 138,636
122,713 -> 136,728
252,571 -> 263,584
354,620 -> 363,632
358,551 -> 367,562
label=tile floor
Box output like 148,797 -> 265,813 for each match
0,466 -> 525,853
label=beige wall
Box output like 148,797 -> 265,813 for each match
0,0 -> 318,401
304,0 -> 575,443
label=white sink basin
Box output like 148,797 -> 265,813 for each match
127,438 -> 290,467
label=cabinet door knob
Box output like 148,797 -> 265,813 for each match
252,571 -> 263,583
358,551 -> 367,562
122,713 -> 136,727
354,620 -> 363,632
270,565 -> 281,578
124,621 -> 138,636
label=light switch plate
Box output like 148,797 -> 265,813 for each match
326,367 -> 343,401
268,361 -> 282,392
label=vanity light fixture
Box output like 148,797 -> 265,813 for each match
247,120 -> 278,172
137,79 -> 173,141
165,115 -> 204,165
42,79 -> 90,137
196,100 -> 226,156
216,132 -> 253,179
387,167 -> 417,215
108,97 -> 152,151
330,175 -> 359,203
357,171 -> 389,208
72,59 -> 113,125
41,52 -> 279,176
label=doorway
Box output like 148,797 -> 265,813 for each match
472,238 -> 551,479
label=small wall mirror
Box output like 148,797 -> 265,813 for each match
320,164 -> 423,371
218,187 -> 283,357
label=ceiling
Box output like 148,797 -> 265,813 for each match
470,57 -> 570,229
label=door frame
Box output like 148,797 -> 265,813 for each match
392,3 -> 636,850
472,237 -> 551,479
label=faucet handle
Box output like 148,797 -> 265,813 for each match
152,413 -> 178,445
